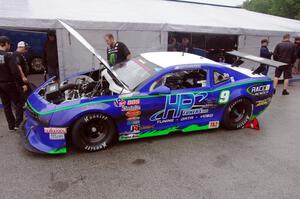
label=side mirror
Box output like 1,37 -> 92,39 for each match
149,85 -> 171,95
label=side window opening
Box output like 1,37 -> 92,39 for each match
213,71 -> 230,85
150,69 -> 207,91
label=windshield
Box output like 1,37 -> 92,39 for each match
111,56 -> 162,90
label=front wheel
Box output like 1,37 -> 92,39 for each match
71,113 -> 117,152
222,98 -> 253,130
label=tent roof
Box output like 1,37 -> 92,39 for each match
0,0 -> 300,36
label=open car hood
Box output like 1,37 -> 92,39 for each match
58,19 -> 130,92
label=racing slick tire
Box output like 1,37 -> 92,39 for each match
71,113 -> 117,152
222,98 -> 253,130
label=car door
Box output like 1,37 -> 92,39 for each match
138,67 -> 218,132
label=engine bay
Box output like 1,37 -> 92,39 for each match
38,70 -> 113,104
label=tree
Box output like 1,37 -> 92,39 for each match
243,0 -> 300,20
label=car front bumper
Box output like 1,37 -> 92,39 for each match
21,113 -> 67,154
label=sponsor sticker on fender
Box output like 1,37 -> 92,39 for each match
49,133 -> 65,140
126,110 -> 141,118
44,127 -> 67,134
130,124 -> 140,133
209,121 -> 219,129
114,98 -> 140,107
256,97 -> 272,107
247,84 -> 271,96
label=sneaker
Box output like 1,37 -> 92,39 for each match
282,90 -> 290,95
8,128 -> 16,132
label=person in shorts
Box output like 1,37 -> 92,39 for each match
273,34 -> 296,95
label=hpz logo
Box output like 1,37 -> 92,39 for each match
247,84 -> 271,96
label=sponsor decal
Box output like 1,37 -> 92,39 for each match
127,120 -> 140,125
208,121 -> 219,129
200,113 -> 214,118
44,127 -> 67,134
114,99 -> 141,111
140,125 -> 155,130
126,110 -> 141,118
157,119 -> 174,124
130,124 -> 140,133
127,117 -> 140,121
256,97 -> 272,107
247,84 -> 271,96
150,92 -> 209,122
114,98 -> 126,107
49,133 -> 65,140
127,99 -> 140,106
120,134 -> 139,140
122,105 -> 141,111
180,116 -> 194,121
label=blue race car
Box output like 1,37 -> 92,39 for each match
22,21 -> 283,154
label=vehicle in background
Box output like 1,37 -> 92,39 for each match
0,28 -> 48,74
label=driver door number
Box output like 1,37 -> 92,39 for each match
219,90 -> 230,104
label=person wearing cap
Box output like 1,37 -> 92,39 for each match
43,31 -> 59,80
259,39 -> 272,75
13,41 -> 30,100
0,36 -> 25,131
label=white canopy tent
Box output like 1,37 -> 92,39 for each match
0,0 -> 300,78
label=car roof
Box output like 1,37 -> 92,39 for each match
140,52 -> 220,68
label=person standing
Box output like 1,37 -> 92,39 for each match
259,39 -> 272,75
273,33 -> 296,95
13,41 -> 31,100
44,30 -> 59,80
104,34 -> 131,66
178,37 -> 193,53
168,37 -> 179,51
0,36 -> 25,131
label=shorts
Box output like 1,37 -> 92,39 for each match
275,65 -> 292,79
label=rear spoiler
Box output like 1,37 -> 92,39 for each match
227,50 -> 287,68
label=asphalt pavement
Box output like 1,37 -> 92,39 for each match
0,83 -> 300,199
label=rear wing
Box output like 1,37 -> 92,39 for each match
227,50 -> 287,68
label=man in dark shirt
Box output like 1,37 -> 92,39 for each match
259,39 -> 272,75
44,31 -> 59,80
273,33 -> 296,95
104,34 -> 131,66
13,41 -> 31,99
0,36 -> 25,131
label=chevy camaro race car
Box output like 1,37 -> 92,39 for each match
22,21 -> 284,154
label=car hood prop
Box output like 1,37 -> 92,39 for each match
57,19 -> 129,92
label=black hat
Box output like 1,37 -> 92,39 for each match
47,30 -> 56,36
0,36 -> 11,45
261,39 -> 269,44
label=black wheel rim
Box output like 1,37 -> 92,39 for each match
230,103 -> 247,123
82,119 -> 108,144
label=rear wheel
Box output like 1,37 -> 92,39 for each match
222,98 -> 253,130
71,113 -> 117,152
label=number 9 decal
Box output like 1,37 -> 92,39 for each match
219,90 -> 230,104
